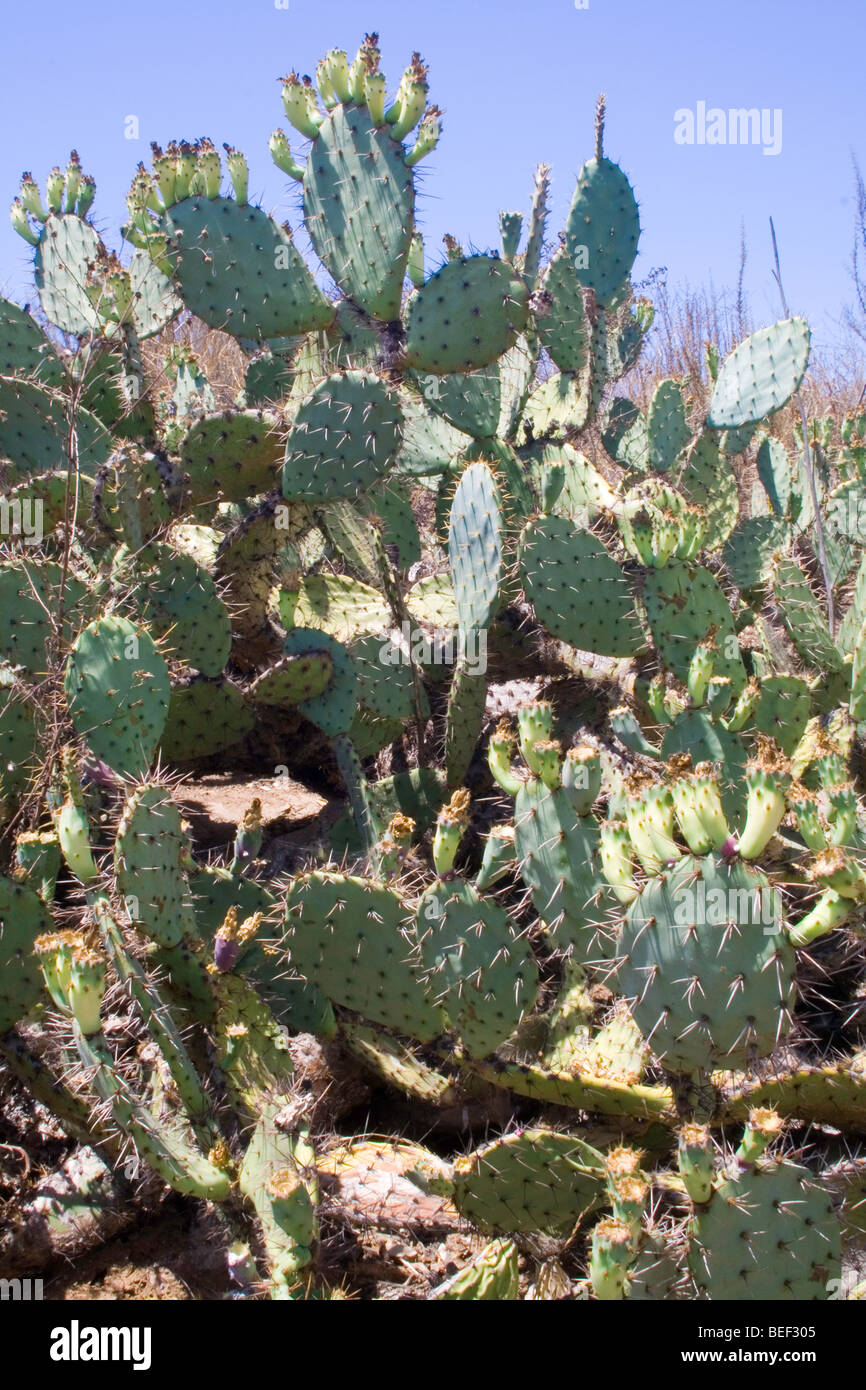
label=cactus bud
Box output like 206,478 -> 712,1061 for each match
517,701 -> 554,774
599,819 -> 637,904
63,151 -> 82,213
45,166 -> 64,214
405,105 -> 442,167
326,48 -> 353,104
677,1123 -> 714,1204
19,173 -> 48,221
736,1108 -> 783,1165
737,738 -> 791,860
281,72 -> 323,140
488,721 -> 522,796
589,1217 -> 633,1300
498,210 -> 523,262
223,145 -> 249,204
10,198 -> 39,245
475,824 -> 516,892
432,789 -> 471,877
269,129 -> 305,182
562,745 -> 601,816
407,229 -> 425,288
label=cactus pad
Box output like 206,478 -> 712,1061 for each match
405,256 -> 528,375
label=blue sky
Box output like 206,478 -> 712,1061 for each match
1,0 -> 863,353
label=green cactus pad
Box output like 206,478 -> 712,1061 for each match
250,651 -> 335,708
160,678 -> 253,761
525,443 -> 617,520
411,364 -> 501,439
642,562 -> 746,691
564,157 -> 640,308
115,544 -> 232,677
444,659 -> 488,789
283,370 -> 403,500
127,248 -> 182,340
65,616 -> 170,777
688,1159 -> 839,1300
772,556 -> 843,675
514,780 -> 615,959
394,393 -> 471,477
283,628 -> 356,737
405,256 -> 528,375
291,573 -> 391,641
756,436 -> 792,518
303,105 -> 414,321
618,853 -> 796,1073
523,369 -> 592,438
452,1129 -> 605,1235
647,379 -> 690,473
707,318 -> 811,429
34,213 -> 102,336
0,876 -> 53,1030
0,676 -> 37,818
114,783 -> 197,949
603,397 -> 649,471
0,377 -> 111,478
416,878 -> 538,1057
520,516 -> 644,658
536,245 -> 590,373
360,480 -> 422,570
158,197 -> 334,341
754,675 -> 811,755
242,347 -> 298,407
0,298 -> 62,381
177,409 -> 283,506
284,872 -> 443,1041
449,462 -> 504,635
0,561 -> 88,676
431,1239 -> 520,1300
721,516 -> 789,593
675,430 -> 739,551
347,632 -> 425,722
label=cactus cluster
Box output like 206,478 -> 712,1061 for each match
1,34 -> 865,1302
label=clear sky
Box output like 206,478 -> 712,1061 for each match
1,0 -> 863,354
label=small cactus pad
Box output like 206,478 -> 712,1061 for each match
515,780 -> 615,959
160,679 -> 254,761
707,318 -> 811,429
282,628 -> 356,737
177,409 -> 283,506
283,370 -> 403,500
114,783 -> 197,949
284,872 -> 443,1041
415,878 -> 538,1056
452,1129 -> 605,1234
520,516 -> 643,658
0,876 -> 53,1029
64,616 -> 170,777
404,256 -> 529,375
